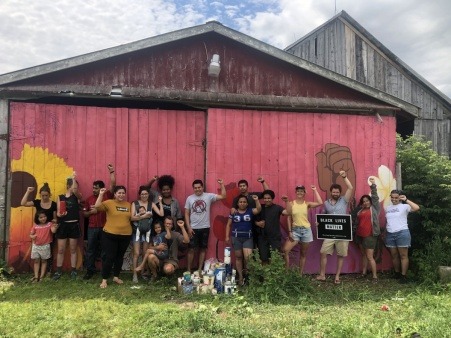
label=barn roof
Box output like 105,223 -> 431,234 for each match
0,20 -> 418,117
286,10 -> 451,109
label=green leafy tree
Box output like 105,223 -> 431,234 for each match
396,135 -> 451,282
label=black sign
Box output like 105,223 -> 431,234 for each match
316,214 -> 352,241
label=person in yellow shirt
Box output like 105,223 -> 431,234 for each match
95,186 -> 131,288
283,185 -> 323,274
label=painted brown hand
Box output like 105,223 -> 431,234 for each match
316,143 -> 356,195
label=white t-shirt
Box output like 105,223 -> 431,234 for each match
385,203 -> 411,233
185,193 -> 217,229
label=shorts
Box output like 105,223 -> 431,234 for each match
320,239 -> 349,257
132,228 -> 151,243
232,237 -> 253,251
291,226 -> 313,243
154,251 -> 169,261
55,221 -> 81,239
385,229 -> 411,248
355,235 -> 378,250
31,243 -> 51,260
189,228 -> 210,249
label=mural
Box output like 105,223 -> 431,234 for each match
9,144 -> 82,272
8,103 -> 398,275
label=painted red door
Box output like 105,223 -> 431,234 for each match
8,102 -> 206,272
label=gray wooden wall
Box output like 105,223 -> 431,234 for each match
0,99 -> 9,261
286,18 -> 450,157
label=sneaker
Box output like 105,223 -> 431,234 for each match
71,271 -> 77,280
83,271 -> 94,280
52,271 -> 62,281
132,274 -> 139,283
393,271 -> 402,279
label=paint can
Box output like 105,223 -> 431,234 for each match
183,271 -> 191,282
224,246 -> 231,257
214,267 -> 226,293
224,281 -> 233,294
224,256 -> 231,265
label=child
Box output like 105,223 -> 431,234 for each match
135,218 -> 172,274
135,205 -> 152,243
30,210 -> 58,282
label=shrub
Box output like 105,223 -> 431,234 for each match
245,249 -> 313,303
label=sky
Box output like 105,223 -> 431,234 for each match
0,0 -> 450,98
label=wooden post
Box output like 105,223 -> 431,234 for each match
0,99 -> 9,261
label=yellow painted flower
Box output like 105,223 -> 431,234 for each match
368,165 -> 397,207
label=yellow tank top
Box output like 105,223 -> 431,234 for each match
291,201 -> 310,228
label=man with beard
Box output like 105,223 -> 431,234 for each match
316,170 -> 353,284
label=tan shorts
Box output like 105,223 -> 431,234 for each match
320,239 -> 349,257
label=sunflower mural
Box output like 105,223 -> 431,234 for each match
9,144 -> 82,272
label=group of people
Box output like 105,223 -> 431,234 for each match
21,164 -> 420,288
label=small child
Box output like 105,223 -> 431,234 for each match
135,219 -> 172,274
30,210 -> 58,282
135,205 -> 152,243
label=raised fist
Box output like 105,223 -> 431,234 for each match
316,143 -> 356,196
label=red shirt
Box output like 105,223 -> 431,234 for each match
356,208 -> 372,237
31,222 -> 54,245
85,191 -> 113,228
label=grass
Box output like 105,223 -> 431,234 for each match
0,272 -> 450,338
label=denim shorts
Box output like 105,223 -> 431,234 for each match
385,229 -> 411,248
291,226 -> 313,243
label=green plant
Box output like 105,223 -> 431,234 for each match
396,135 -> 451,281
245,249 -> 313,303
0,259 -> 12,280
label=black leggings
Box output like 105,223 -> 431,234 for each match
101,232 -> 131,279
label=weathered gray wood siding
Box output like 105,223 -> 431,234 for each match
287,19 -> 450,156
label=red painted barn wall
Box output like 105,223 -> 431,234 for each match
9,102 -> 206,272
205,108 -> 396,274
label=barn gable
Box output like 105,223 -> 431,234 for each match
285,11 -> 451,156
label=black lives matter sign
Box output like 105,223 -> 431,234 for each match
316,214 -> 353,241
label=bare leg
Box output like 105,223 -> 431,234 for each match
132,242 -> 140,280
243,248 -> 253,273
298,242 -> 310,275
389,247 -> 401,273
358,244 -> 368,275
69,238 -> 78,268
235,250 -> 244,284
33,259 -> 40,280
335,256 -> 344,282
147,254 -> 160,277
398,247 -> 409,275
40,260 -> 48,280
366,249 -> 377,279
316,253 -> 327,280
187,248 -> 195,272
136,250 -> 150,272
198,248 -> 206,273
56,239 -> 67,268
283,239 -> 298,270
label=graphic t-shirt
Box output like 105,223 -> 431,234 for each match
385,203 -> 411,233
97,199 -> 132,235
185,193 -> 217,229
30,222 -> 54,245
229,208 -> 254,238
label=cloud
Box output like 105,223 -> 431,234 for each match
0,0 -> 449,98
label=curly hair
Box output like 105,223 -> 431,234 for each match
158,175 -> 175,190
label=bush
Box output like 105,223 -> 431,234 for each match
245,249 -> 313,303
396,135 -> 451,281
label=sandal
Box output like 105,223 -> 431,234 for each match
31,277 -> 39,283
334,279 -> 341,285
372,278 -> 378,284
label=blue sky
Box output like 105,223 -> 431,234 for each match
0,0 -> 450,97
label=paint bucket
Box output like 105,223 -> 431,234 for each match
183,271 -> 191,282
224,256 -> 231,265
182,281 -> 193,294
214,267 -> 226,293
192,276 -> 201,286
224,246 -> 231,257
224,281 -> 234,294
203,275 -> 210,285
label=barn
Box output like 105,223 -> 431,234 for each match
286,10 -> 451,157
0,21 -> 418,274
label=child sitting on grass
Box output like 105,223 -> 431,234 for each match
135,219 -> 172,275
30,210 -> 58,282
